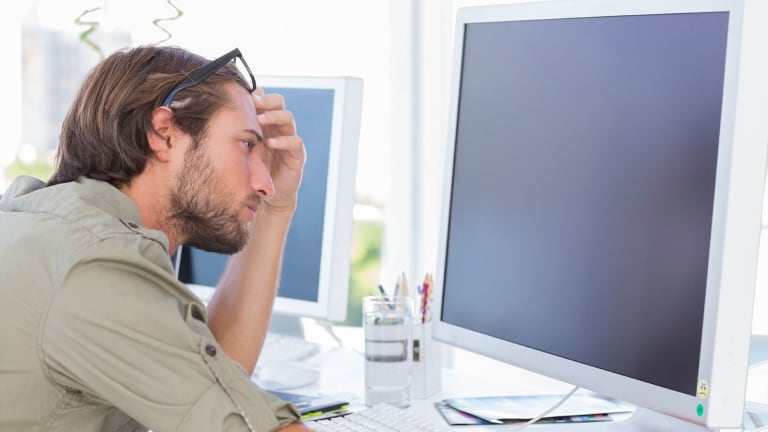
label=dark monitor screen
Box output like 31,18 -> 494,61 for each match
441,12 -> 728,396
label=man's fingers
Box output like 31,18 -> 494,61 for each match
265,135 -> 306,155
253,92 -> 285,113
257,109 -> 296,135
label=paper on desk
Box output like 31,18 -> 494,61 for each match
442,393 -> 634,422
434,401 -> 617,426
434,401 -> 489,425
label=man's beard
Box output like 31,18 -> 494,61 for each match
165,141 -> 252,254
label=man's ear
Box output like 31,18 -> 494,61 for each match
147,106 -> 174,162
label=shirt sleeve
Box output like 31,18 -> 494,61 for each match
41,240 -> 301,432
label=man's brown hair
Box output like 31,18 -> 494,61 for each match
48,45 -> 250,188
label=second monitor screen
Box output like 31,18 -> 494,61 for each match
178,87 -> 336,304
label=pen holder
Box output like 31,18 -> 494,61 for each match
412,322 -> 441,399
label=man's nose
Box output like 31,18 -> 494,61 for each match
250,156 -> 274,199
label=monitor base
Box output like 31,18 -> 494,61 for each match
268,312 -> 305,339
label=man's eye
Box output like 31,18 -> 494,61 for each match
243,140 -> 257,151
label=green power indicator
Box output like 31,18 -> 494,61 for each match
697,404 -> 704,417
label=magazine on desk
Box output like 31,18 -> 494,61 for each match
437,393 -> 635,425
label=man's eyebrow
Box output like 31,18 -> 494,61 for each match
244,128 -> 264,143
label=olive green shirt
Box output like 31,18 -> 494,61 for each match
0,176 -> 300,432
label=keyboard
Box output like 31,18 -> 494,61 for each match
308,404 -> 450,431
258,332 -> 320,363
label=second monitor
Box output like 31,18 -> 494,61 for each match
177,75 -> 363,324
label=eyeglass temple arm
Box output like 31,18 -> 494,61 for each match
162,48 -> 243,106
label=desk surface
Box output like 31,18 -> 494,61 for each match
292,324 -> 719,431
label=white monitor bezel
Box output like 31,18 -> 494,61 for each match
179,75 -> 363,322
432,0 -> 768,428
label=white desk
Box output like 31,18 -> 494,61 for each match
290,324 -> 721,431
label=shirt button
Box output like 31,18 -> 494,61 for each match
128,222 -> 139,229
205,344 -> 217,357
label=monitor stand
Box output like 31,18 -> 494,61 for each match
267,312 -> 305,339
749,334 -> 768,366
593,409 -> 730,432
744,334 -> 768,429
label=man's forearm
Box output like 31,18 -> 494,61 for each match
206,206 -> 295,374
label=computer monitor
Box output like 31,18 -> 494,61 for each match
177,75 -> 363,323
432,0 -> 768,429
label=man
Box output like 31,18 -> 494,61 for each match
0,45 -> 313,431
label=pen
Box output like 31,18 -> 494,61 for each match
400,272 -> 409,298
426,273 -> 434,323
300,403 -> 350,421
421,274 -> 430,324
378,283 -> 397,311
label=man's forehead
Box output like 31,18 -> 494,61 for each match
213,83 -> 262,138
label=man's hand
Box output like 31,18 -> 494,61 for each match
277,421 -> 314,431
253,90 -> 306,215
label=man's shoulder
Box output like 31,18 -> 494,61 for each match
4,177 -> 166,249
1,177 -> 173,280
0,175 -> 45,202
